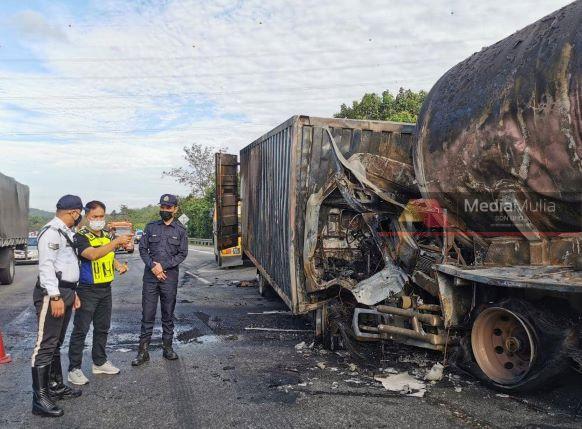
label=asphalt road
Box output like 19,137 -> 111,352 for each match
0,247 -> 581,429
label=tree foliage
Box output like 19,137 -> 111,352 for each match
163,142 -> 216,197
178,186 -> 214,239
334,87 -> 427,123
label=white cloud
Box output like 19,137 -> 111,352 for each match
0,0 -> 573,210
11,10 -> 69,42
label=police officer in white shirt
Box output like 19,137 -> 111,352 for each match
31,195 -> 84,418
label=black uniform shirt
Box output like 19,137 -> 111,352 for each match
139,219 -> 188,281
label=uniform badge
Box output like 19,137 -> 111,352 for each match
48,243 -> 60,250
164,195 -> 169,202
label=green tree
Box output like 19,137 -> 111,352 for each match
178,186 -> 215,239
335,87 -> 427,123
163,142 -> 219,197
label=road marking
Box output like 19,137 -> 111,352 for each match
188,247 -> 213,254
185,270 -> 211,284
7,305 -> 36,331
247,310 -> 291,315
244,327 -> 311,333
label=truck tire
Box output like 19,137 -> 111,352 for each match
0,248 -> 16,285
314,302 -> 343,351
468,298 -> 570,392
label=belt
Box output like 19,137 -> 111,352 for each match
58,280 -> 78,289
35,278 -> 78,293
78,282 -> 111,289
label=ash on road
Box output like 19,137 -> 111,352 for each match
0,247 -> 581,428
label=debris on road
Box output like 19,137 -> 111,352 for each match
424,362 -> 444,382
374,372 -> 427,397
316,362 -> 326,370
295,341 -> 307,350
234,280 -> 256,288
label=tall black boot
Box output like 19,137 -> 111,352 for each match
162,340 -> 178,361
131,340 -> 150,367
49,354 -> 82,400
32,365 -> 64,417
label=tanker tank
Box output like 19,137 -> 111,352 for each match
414,1 -> 581,237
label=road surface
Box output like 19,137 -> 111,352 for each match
0,246 -> 581,428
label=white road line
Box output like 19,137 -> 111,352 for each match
188,247 -> 213,254
247,311 -> 291,315
244,327 -> 311,333
185,270 -> 211,284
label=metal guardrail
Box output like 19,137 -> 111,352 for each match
188,238 -> 213,246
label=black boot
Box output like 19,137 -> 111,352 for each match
49,354 -> 82,400
32,365 -> 64,417
162,340 -> 178,361
131,340 -> 150,367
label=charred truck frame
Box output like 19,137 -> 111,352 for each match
215,2 -> 582,392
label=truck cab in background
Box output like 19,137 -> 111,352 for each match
107,221 -> 135,253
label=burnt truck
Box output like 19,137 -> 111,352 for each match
0,172 -> 30,285
215,2 -> 582,392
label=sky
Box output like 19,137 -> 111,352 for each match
0,0 -> 574,211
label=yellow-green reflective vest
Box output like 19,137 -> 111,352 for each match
78,228 -> 115,285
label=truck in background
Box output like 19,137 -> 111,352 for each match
107,221 -> 135,253
0,172 -> 30,285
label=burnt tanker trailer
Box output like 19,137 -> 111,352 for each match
216,2 -> 582,393
356,2 -> 582,392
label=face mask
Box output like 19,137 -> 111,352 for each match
159,210 -> 173,222
72,212 -> 82,227
89,219 -> 106,231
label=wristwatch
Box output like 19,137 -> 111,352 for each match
50,295 -> 62,302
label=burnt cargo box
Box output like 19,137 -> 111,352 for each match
218,115 -> 415,314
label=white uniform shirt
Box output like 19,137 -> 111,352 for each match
38,217 -> 79,296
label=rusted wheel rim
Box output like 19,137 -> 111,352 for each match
471,307 -> 536,385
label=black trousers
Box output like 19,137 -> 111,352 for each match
68,284 -> 112,370
31,286 -> 75,368
140,279 -> 178,343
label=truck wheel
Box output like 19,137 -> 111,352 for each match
314,303 -> 343,351
469,299 -> 569,392
0,249 -> 16,285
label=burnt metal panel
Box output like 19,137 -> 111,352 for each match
240,116 -> 415,314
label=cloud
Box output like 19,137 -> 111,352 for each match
11,10 -> 69,42
0,0 -> 573,210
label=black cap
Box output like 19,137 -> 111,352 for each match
56,194 -> 83,210
159,194 -> 178,206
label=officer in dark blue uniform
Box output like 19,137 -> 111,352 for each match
132,194 -> 188,366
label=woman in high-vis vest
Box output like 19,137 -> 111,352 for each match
66,200 -> 132,386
